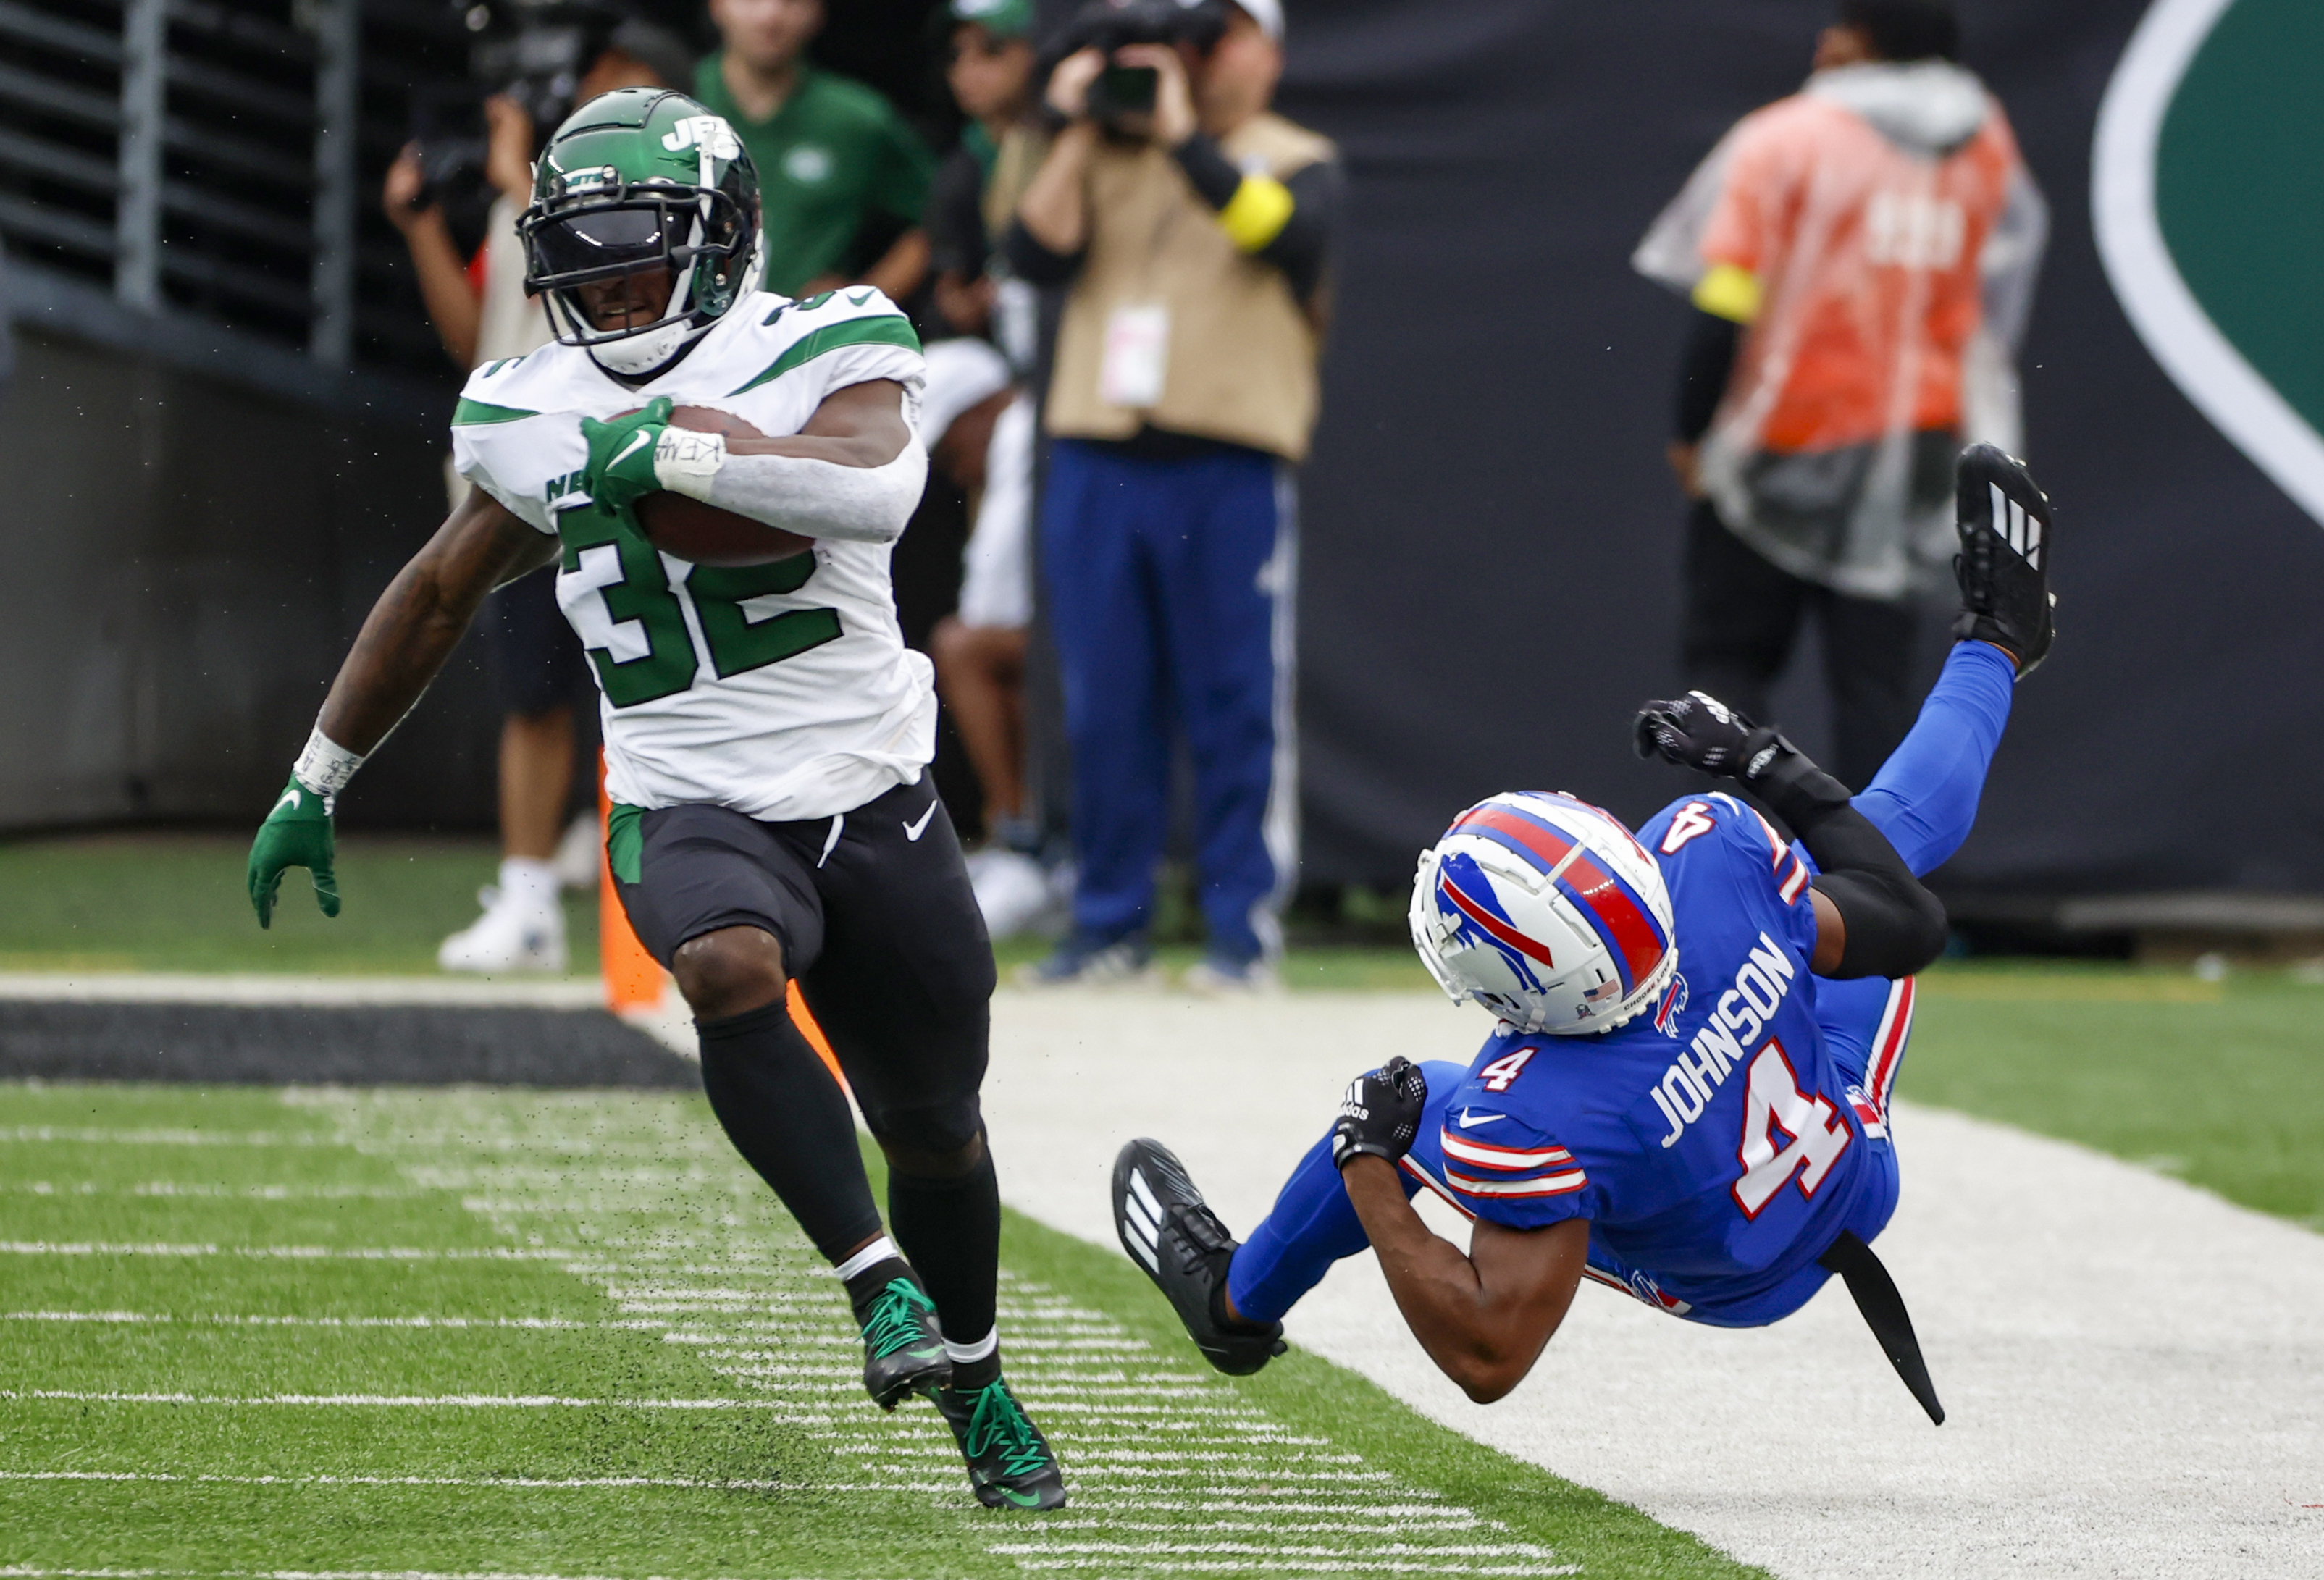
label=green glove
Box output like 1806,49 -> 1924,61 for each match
248,778 -> 340,928
580,395 -> 674,514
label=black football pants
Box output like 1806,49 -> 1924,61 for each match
611,778 -> 1001,1342
1680,501 -> 1917,793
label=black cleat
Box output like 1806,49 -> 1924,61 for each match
1112,1138 -> 1287,1377
934,1376 -> 1068,1510
1953,443 -> 2057,678
855,1274 -> 951,1410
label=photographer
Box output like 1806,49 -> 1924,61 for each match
382,12 -> 688,972
1007,0 -> 1340,991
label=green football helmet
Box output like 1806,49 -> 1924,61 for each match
520,88 -> 763,379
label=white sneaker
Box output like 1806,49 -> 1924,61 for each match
967,849 -> 1062,939
438,860 -> 567,974
1181,955 -> 1282,996
551,811 -> 602,891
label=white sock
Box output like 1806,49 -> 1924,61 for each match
833,1235 -> 900,1283
498,857 -> 559,912
943,1327 -> 997,1364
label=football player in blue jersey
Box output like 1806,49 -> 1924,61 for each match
1112,443 -> 2056,1424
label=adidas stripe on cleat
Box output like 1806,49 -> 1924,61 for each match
1112,1138 -> 1287,1377
1952,442 -> 2057,678
934,1377 -> 1067,1510
855,1275 -> 951,1410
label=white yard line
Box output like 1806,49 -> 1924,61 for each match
0,972 -> 603,1008
979,988 -> 2324,1580
0,1243 -> 573,1261
0,1313 -> 603,1329
282,1088 -> 1578,1577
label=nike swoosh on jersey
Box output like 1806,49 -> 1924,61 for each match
1457,1108 -> 1506,1127
846,289 -> 876,306
902,802 -> 938,841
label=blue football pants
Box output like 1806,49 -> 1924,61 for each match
1041,440 -> 1296,962
1225,641 -> 2018,1326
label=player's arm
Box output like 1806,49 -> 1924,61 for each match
1326,1060 -> 1590,1404
246,489 -> 554,926
587,379 -> 926,546
1343,1161 -> 1589,1403
1635,694 -> 1949,979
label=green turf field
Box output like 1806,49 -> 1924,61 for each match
1903,963 -> 2324,1232
0,1080 -> 1761,1579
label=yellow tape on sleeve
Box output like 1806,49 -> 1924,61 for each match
1218,174 -> 1296,252
1690,262 -> 1762,324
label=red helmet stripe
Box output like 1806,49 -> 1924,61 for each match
1559,849 -> 1668,992
1439,875 -> 1557,967
1456,805 -> 1574,871
1459,803 -> 1666,994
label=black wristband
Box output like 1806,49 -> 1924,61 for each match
1172,134 -> 1245,210
1736,727 -> 1855,833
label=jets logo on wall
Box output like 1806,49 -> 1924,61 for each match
2096,0 -> 2324,525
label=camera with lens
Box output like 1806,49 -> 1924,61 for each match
401,0 -> 645,245
1044,0 -> 1229,128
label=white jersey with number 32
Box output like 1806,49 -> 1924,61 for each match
450,288 -> 931,823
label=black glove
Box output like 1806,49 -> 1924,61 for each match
1331,1056 -> 1428,1170
1633,691 -> 1852,833
1632,689 -> 1763,776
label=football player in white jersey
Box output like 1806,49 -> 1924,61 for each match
244,88 -> 1065,1511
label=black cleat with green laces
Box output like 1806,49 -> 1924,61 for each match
934,1375 -> 1067,1510
854,1273 -> 952,1410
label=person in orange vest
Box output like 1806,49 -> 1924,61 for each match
1636,0 -> 2047,790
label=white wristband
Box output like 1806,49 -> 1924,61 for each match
293,726 -> 366,806
653,426 -> 727,501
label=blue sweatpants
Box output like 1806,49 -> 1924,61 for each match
1224,641 -> 2017,1324
1040,438 -> 1297,962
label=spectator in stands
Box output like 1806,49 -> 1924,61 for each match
693,0 -> 936,301
923,0 -> 1058,938
1009,0 -> 1341,991
1637,0 -> 2044,790
382,20 -> 689,972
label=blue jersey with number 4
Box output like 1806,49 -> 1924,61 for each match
1420,792 -> 1895,1326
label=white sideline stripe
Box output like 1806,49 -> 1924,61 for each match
0,970 -> 603,1008
0,1471 -> 781,1490
0,1243 -> 572,1261
4,1184 -> 427,1201
1,1312 -> 596,1330
0,1569 -> 766,1580
987,1543 -> 1558,1558
1,1128 -> 332,1148
0,1390 -> 813,1409
273,1091 -> 1532,1573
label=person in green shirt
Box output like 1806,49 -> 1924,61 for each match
697,0 -> 937,300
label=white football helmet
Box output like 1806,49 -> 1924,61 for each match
1408,791 -> 1679,1035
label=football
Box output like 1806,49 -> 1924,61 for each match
634,405 -> 814,566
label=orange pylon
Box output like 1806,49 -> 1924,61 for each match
599,755 -> 845,1085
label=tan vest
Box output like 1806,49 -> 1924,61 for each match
1046,113 -> 1333,463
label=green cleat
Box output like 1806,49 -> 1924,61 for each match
856,1275 -> 950,1410
934,1377 -> 1067,1510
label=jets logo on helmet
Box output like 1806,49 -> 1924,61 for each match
520,88 -> 765,379
1408,791 -> 1678,1035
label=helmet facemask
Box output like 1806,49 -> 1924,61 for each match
524,181 -> 758,378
